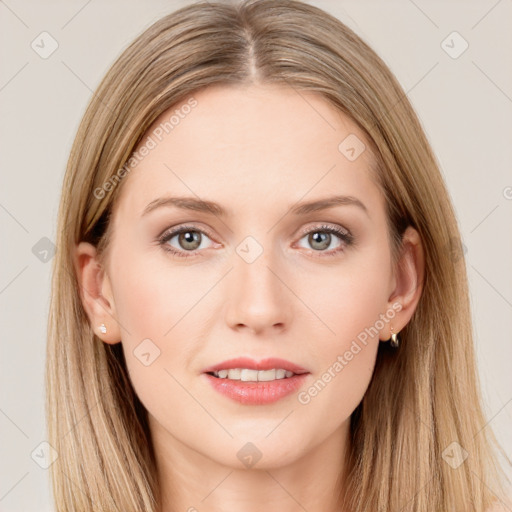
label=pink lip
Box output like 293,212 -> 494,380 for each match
202,357 -> 309,374
203,373 -> 309,405
202,357 -> 310,405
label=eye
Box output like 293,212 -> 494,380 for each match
158,225 -> 215,258
295,224 -> 353,257
158,223 -> 354,260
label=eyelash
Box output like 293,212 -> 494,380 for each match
158,224 -> 354,259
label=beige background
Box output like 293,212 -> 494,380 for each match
1,0 -> 511,510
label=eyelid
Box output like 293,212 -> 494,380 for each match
159,222 -> 215,240
296,222 -> 351,238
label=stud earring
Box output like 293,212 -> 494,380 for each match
390,326 -> 400,348
99,323 -> 107,334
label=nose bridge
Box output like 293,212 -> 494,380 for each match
235,232 -> 283,299
225,231 -> 292,332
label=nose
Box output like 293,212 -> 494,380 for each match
224,241 -> 293,336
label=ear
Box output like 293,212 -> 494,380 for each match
380,226 -> 425,340
73,241 -> 121,344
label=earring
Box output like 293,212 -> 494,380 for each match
99,323 -> 107,334
390,326 -> 400,348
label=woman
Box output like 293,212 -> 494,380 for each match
46,0 -> 510,510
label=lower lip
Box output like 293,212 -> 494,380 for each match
203,373 -> 309,405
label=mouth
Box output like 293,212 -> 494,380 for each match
202,356 -> 309,379
202,357 -> 310,405
206,368 -> 302,381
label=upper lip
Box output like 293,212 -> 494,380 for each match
202,357 -> 309,374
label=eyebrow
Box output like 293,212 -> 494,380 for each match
142,194 -> 369,218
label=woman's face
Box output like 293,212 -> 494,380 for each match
98,84 -> 402,469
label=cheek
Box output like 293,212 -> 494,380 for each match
295,252 -> 390,414
295,277 -> 385,431
299,249 -> 392,347
108,246 -> 243,420
296,342 -> 377,441
111,248 -> 209,342
107,250 -> 204,395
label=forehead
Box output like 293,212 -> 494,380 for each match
113,83 -> 382,220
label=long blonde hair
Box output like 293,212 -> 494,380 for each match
46,0 -> 509,510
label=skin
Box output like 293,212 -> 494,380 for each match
75,83 -> 424,512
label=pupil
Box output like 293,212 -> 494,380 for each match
180,231 -> 200,249
311,232 -> 330,250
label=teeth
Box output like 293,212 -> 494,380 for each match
255,369 -> 275,382
211,368 -> 296,381
225,368 -> 240,379
241,369 -> 259,381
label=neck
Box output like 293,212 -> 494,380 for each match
150,417 -> 351,512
